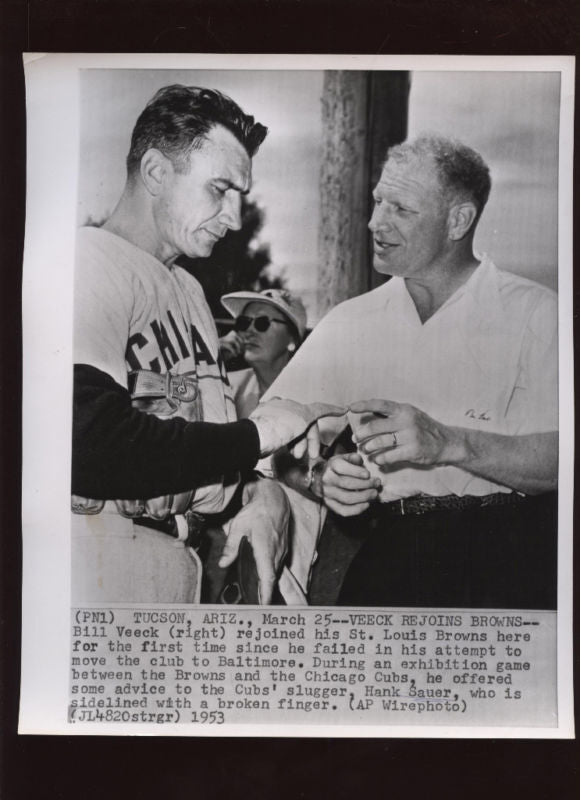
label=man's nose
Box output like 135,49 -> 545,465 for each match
368,204 -> 393,233
219,192 -> 242,231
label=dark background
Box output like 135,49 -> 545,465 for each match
1,1 -> 579,798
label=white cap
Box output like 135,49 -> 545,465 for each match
221,288 -> 307,339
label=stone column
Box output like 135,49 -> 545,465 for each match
318,71 -> 411,313
367,72 -> 411,290
318,71 -> 370,317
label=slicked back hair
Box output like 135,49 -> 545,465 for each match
386,135 -> 492,222
126,85 -> 268,176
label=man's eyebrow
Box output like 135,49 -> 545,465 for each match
214,177 -> 251,195
374,186 -> 416,205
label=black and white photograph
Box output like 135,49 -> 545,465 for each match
20,54 -> 574,737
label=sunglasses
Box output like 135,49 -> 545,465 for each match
234,314 -> 290,333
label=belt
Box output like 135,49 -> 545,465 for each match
122,482 -> 243,550
134,509 -> 207,549
376,492 -> 525,517
131,482 -> 246,548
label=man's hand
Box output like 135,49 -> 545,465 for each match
349,399 -> 460,468
313,453 -> 382,517
218,479 -> 290,604
250,398 -> 346,459
350,399 -> 558,495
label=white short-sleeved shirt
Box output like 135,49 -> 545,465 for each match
265,256 -> 558,500
74,226 -> 238,513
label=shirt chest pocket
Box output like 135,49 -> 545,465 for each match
426,345 -> 514,433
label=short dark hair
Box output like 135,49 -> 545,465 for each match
126,85 -> 268,176
386,134 -> 492,220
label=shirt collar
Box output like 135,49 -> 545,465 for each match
452,255 -> 524,383
383,257 -> 499,326
380,254 -> 514,333
457,254 -> 514,333
386,256 -> 520,380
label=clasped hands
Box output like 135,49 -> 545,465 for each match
312,399 -> 458,517
236,397 -> 456,598
251,396 -> 456,518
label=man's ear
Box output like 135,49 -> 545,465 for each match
448,201 -> 478,241
140,149 -> 171,196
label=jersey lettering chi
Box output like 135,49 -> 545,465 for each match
74,226 -> 238,514
125,308 -> 228,385
75,226 -> 235,424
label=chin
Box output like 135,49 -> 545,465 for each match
373,255 -> 407,277
186,236 -> 214,259
373,260 -> 395,276
191,244 -> 214,259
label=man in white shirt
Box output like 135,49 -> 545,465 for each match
266,134 -> 558,609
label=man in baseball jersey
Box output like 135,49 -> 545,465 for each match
265,134 -> 558,609
72,85 -> 341,605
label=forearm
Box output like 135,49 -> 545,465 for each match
73,364 -> 260,499
445,428 -> 558,495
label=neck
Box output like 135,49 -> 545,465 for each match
252,353 -> 291,396
103,187 -> 172,265
405,246 -> 480,324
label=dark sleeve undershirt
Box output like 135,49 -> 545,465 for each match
72,364 -> 260,499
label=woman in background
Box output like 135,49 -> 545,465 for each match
217,288 -> 317,605
220,288 -> 307,417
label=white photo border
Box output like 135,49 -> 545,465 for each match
20,53 -> 575,738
